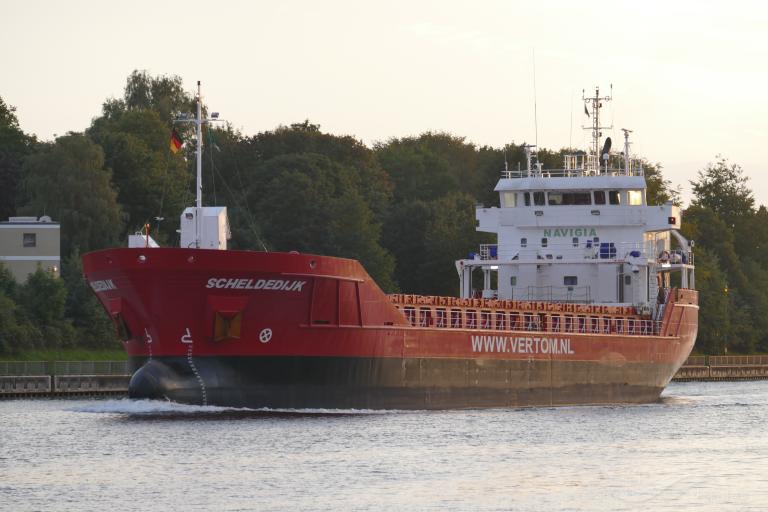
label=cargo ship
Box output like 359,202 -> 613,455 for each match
82,85 -> 698,409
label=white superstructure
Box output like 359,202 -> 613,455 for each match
457,87 -> 694,311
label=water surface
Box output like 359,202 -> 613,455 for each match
2,381 -> 767,511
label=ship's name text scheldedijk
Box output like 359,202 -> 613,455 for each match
206,278 -> 306,291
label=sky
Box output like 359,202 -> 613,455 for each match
2,0 -> 767,205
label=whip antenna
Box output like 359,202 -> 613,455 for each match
532,49 -> 538,151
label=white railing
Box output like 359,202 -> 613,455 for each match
465,241 -> 694,268
478,244 -> 498,260
526,286 -> 592,303
398,305 -> 663,336
501,155 -> 644,179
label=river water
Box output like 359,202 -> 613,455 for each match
2,381 -> 767,511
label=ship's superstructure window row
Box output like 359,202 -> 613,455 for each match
505,189 -> 644,207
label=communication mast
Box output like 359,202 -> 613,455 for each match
173,81 -> 225,248
582,86 -> 613,163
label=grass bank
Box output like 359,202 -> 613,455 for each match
1,348 -> 127,362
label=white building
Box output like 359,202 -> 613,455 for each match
0,216 -> 61,282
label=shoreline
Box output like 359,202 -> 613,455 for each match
2,356 -> 767,399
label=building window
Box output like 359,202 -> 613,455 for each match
521,238 -> 527,248
594,191 -> 606,204
541,237 -> 548,248
533,192 -> 545,206
23,233 -> 36,248
564,276 -> 578,286
609,190 -> 621,205
628,190 -> 643,205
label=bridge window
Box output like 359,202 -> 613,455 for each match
628,190 -> 643,205
541,238 -> 548,248
501,192 -> 517,207
521,238 -> 527,248
594,191 -> 606,205
548,191 -> 591,206
533,192 -> 545,206
609,190 -> 621,205
572,237 -> 579,247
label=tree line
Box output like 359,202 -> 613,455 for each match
0,70 -> 764,355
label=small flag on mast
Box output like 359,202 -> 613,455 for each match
170,128 -> 184,153
584,104 -> 590,118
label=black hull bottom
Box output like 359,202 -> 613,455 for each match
128,355 -> 673,410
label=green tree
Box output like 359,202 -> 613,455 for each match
642,160 -> 681,206
0,96 -> 35,219
115,70 -> 195,125
18,267 -> 75,349
251,122 -> 393,220
0,261 -> 16,297
251,153 -> 396,290
0,263 -> 37,354
375,133 -> 481,204
0,292 -> 39,354
20,134 -> 124,257
62,251 -> 118,349
207,122 -> 394,256
691,249 -> 729,354
383,193 -> 490,296
690,157 -> 754,227
89,109 -> 189,240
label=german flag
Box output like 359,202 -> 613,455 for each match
170,128 -> 183,153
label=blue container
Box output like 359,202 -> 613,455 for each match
489,246 -> 498,258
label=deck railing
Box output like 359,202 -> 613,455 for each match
396,304 -> 662,336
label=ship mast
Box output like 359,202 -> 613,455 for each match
196,81 -> 202,212
174,81 -> 224,248
583,86 -> 613,172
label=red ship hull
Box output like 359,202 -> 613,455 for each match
82,248 -> 698,409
